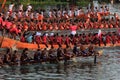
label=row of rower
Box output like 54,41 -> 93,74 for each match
0,44 -> 98,66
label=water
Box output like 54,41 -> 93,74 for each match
0,47 -> 120,80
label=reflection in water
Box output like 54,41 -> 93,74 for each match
0,48 -> 120,80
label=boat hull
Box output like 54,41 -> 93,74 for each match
0,37 -> 120,50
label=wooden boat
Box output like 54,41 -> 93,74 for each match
0,36 -> 105,66
0,36 -> 120,50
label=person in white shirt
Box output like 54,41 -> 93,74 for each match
35,12 -> 39,20
19,3 -> 23,11
57,9 -> 62,18
74,9 -> 78,17
62,9 -> 67,17
8,3 -> 14,13
68,9 -> 74,18
48,10 -> 52,18
27,4 -> 32,12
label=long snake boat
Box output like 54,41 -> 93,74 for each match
0,36 -> 108,66
0,36 -> 120,50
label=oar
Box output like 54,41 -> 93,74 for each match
94,54 -> 97,64
0,0 -> 6,12
0,36 -> 5,48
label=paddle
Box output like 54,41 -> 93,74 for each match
0,35 -> 4,48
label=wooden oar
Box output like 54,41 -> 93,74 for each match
0,36 -> 4,48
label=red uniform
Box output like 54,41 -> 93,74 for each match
42,36 -> 47,44
65,36 -> 70,45
106,35 -> 111,44
56,36 -> 63,44
35,36 -> 41,44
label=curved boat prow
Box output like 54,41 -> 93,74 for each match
98,50 -> 103,56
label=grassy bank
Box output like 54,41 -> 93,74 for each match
77,0 -> 90,7
5,0 -> 90,9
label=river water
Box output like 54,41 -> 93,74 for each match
0,47 -> 120,80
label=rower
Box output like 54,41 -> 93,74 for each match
48,45 -> 58,63
20,48 -> 30,63
57,44 -> 64,61
3,48 -> 12,64
79,45 -> 88,56
0,54 -> 3,66
88,44 -> 95,56
11,50 -> 20,64
73,43 -> 79,56
64,45 -> 73,61
34,49 -> 41,62
41,48 -> 49,62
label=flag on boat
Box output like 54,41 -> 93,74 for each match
98,29 -> 102,37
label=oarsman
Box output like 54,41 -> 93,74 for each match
20,33 -> 26,42
48,33 -> 55,45
3,48 -> 12,64
71,34 -> 78,45
35,32 -> 42,48
57,44 -> 64,61
102,34 -> 107,46
80,34 -> 86,45
111,33 -> 118,45
56,34 -> 63,45
41,48 -> 49,62
106,34 -> 112,45
73,43 -> 79,55
64,35 -> 71,46
26,34 -> 33,43
48,45 -> 58,63
0,54 -> 3,66
20,48 -> 30,63
34,49 -> 41,62
79,45 -> 88,56
63,45 -> 74,61
88,44 -> 95,56
11,50 -> 20,64
42,33 -> 49,48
